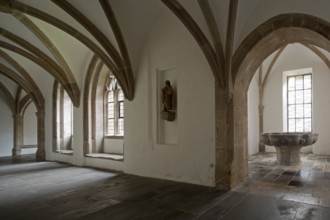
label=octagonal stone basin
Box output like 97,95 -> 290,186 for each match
260,132 -> 319,165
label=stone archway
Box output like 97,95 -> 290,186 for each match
225,14 -> 330,189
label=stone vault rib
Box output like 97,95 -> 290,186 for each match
51,0 -> 134,101
161,0 -> 221,86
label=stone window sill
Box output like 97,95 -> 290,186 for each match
55,150 -> 73,155
21,145 -> 37,149
85,153 -> 124,161
104,136 -> 124,140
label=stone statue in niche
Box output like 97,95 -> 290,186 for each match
161,80 -> 175,121
162,80 -> 174,112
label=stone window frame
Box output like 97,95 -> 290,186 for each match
286,73 -> 312,132
282,68 -> 313,133
52,81 -> 74,155
104,75 -> 124,138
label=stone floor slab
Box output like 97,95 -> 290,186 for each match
1,153 -> 330,219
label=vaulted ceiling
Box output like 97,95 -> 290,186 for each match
0,0 -> 165,109
0,0 -> 330,114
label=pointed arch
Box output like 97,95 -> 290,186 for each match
82,54 -> 124,159
0,63 -> 41,107
0,1 -> 134,100
83,55 -> 100,155
228,14 -> 330,187
0,49 -> 43,107
83,55 -> 105,154
12,11 -> 79,103
18,94 -> 33,116
0,63 -> 45,160
233,13 -> 330,83
0,27 -> 79,106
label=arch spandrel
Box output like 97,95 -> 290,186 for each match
233,13 -> 330,88
234,27 -> 330,93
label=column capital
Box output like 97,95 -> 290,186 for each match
13,114 -> 23,120
215,87 -> 233,104
36,148 -> 45,161
35,110 -> 45,119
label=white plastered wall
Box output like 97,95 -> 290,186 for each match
52,11 -> 216,186
1,4 -> 216,187
124,11 -> 216,186
247,71 -> 259,155
22,103 -> 37,155
23,103 -> 37,146
0,97 -> 13,156
0,91 -> 38,156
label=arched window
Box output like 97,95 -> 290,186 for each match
105,75 -> 124,136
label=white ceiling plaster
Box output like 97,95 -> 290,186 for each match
4,48 -> 54,96
179,0 -> 212,46
234,0 -> 330,51
110,0 -> 167,74
0,0 -> 329,106
0,73 -> 19,96
29,15 -> 91,88
0,14 -> 53,58
209,0 -> 229,48
68,0 -> 120,53
19,0 -> 102,50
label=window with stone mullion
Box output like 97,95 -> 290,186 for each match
107,91 -> 115,135
117,90 -> 124,135
105,83 -> 124,136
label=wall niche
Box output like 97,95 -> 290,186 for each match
157,67 -> 178,145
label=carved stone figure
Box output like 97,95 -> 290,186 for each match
162,80 -> 174,112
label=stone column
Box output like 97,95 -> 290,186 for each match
258,66 -> 265,152
258,104 -> 265,152
215,86 -> 250,189
13,114 -> 23,156
36,110 -> 45,161
215,87 -> 235,190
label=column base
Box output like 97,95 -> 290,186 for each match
36,149 -> 45,161
12,148 -> 21,156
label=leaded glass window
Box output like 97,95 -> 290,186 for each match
117,90 -> 124,135
107,91 -> 115,135
287,74 -> 312,132
105,75 -> 124,136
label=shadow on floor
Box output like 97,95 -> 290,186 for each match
1,153 -> 330,219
